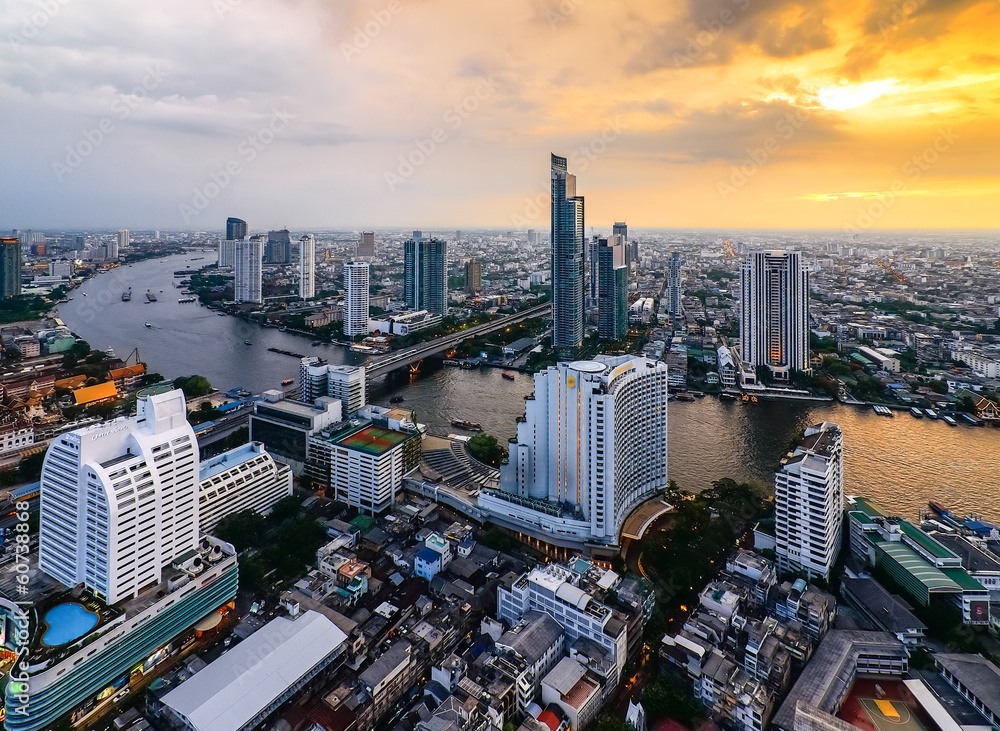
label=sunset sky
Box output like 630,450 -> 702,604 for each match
2,0 -> 999,230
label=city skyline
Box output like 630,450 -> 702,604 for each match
2,1 -> 999,230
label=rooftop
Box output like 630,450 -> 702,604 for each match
161,610 -> 347,731
199,442 -> 266,482
499,610 -> 564,666
934,654 -> 1000,719
334,424 -> 409,456
840,578 -> 926,634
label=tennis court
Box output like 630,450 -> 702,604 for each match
856,697 -> 926,731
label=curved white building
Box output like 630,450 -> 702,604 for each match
485,356 -> 668,549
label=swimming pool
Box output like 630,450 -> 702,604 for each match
41,602 -> 99,646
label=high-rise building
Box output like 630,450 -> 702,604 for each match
774,422 -> 843,582
226,216 -> 248,241
39,387 -> 198,604
551,154 -> 585,354
235,235 -> 263,303
299,234 -> 315,300
403,237 -> 447,315
198,441 -> 293,534
612,221 -> 627,240
465,258 -> 481,294
597,235 -> 627,340
739,250 -> 810,380
265,228 -> 291,264
665,252 -> 683,319
345,261 -> 370,338
358,231 -> 376,258
299,357 -> 367,416
0,238 -> 22,299
587,236 -> 600,304
484,355 -> 668,548
116,229 -> 129,255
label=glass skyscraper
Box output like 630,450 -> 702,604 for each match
551,154 -> 584,353
403,237 -> 447,316
597,235 -> 627,340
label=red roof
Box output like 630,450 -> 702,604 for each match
538,711 -> 560,731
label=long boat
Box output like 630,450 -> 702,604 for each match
451,419 -> 483,431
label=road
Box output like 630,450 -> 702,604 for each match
365,303 -> 551,378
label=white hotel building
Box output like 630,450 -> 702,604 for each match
198,441 -> 293,533
344,261 -> 370,338
39,387 -> 199,605
235,235 -> 263,304
300,234 -> 315,300
482,356 -> 668,551
775,422 -> 843,582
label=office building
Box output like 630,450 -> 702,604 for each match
358,231 -> 376,258
0,237 -> 22,299
2,536 -> 237,731
39,386 -> 198,604
234,235 -> 263,304
587,236 -> 599,305
485,355 -> 668,550
613,221 -> 638,268
226,216 -> 248,241
551,154 -> 585,353
344,261 -> 370,338
739,251 -> 810,380
249,393 -> 342,473
198,441 -> 293,533
465,258 -> 482,294
307,421 -> 418,514
299,234 -> 315,300
775,422 -> 842,582
597,235 -> 627,340
220,217 -> 246,268
665,252 -> 683,319
404,236 -> 447,315
299,357 -> 366,415
265,228 -> 291,264
114,229 -> 128,257
498,561 -> 628,680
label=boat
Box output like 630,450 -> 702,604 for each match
144,322 -> 152,328
244,340 -> 252,345
278,326 -> 287,332
121,291 -> 131,301
960,413 -> 981,426
910,407 -> 924,418
925,408 -> 938,419
82,292 -> 87,297
217,312 -> 226,316
675,393 -> 695,402
178,297 -> 196,303
719,392 -> 737,402
146,291 -> 157,302
443,359 -> 461,366
312,341 -> 323,347
502,372 -> 516,381
942,414 -> 957,426
691,391 -> 706,398
451,419 -> 483,431
390,396 -> 405,403
281,379 -> 294,386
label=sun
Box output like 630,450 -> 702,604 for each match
817,79 -> 901,111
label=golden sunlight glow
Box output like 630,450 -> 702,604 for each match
817,79 -> 901,111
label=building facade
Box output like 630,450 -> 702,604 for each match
597,235 -> 627,341
775,422 -> 843,582
345,261 -> 370,337
198,441 -> 294,533
665,252 -> 683,319
358,231 -> 376,258
465,258 -> 482,294
39,386 -> 199,604
299,357 -> 367,415
404,237 -> 448,316
739,251 -> 810,380
551,154 -> 585,354
487,356 -> 668,548
235,235 -> 263,303
299,234 -> 315,300
0,237 -> 22,299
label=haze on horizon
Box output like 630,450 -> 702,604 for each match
2,0 -> 998,232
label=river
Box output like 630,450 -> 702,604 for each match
58,254 -> 1000,524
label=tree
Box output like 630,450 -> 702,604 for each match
18,452 -> 46,482
173,375 -> 212,398
468,434 -> 506,467
266,495 -> 304,526
214,509 -> 266,552
755,365 -> 774,386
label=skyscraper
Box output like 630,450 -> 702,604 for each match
220,217 -> 246,268
465,258 -> 481,294
597,235 -> 627,340
587,235 -> 600,304
358,231 -> 376,258
774,422 -> 843,582
226,216 -> 248,240
486,355 -> 668,547
665,252 -> 683,319
551,154 -> 585,354
345,261 -> 370,338
739,250 -> 810,380
235,235 -> 263,303
266,228 -> 291,264
116,228 -> 129,255
403,237 -> 447,315
300,234 -> 315,300
0,237 -> 22,299
39,387 -> 199,604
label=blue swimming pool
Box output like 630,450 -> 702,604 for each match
41,602 -> 99,646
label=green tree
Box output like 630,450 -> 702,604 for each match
468,433 -> 506,467
172,375 -> 213,398
266,495 -> 304,526
214,509 -> 266,552
18,452 -> 46,482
